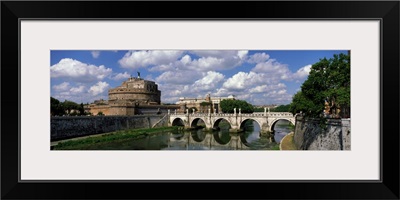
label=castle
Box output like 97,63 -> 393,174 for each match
86,75 -> 178,115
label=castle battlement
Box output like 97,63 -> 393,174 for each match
86,76 -> 162,116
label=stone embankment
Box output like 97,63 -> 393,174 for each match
51,115 -> 167,141
293,116 -> 351,150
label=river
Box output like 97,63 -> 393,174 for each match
83,120 -> 293,150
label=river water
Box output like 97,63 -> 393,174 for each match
85,120 -> 293,150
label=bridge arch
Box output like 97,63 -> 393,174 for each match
239,118 -> 262,131
269,118 -> 295,132
212,118 -> 232,130
171,117 -> 185,126
190,118 -> 206,128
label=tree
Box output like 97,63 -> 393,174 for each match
97,111 -> 104,116
199,102 -> 212,113
63,100 -> 79,114
78,103 -> 85,116
271,104 -> 290,112
289,91 -> 319,115
188,107 -> 198,114
290,53 -> 350,118
220,99 -> 254,113
50,97 -> 65,116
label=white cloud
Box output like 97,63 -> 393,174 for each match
192,71 -> 225,92
156,71 -> 225,103
222,71 -> 266,91
70,85 -> 85,94
251,59 -> 292,80
156,70 -> 203,85
252,59 -> 289,73
251,61 -> 311,81
52,82 -> 70,91
118,50 -> 184,69
149,51 -> 249,72
91,51 -> 100,58
249,83 -> 286,93
188,50 -> 248,71
111,72 -> 131,81
193,71 -> 224,87
237,50 -> 248,60
249,85 -> 268,93
292,64 -> 312,79
50,58 -> 112,82
248,52 -> 270,63
148,63 -> 176,72
88,81 -> 110,96
213,88 -> 231,97
190,50 -> 248,59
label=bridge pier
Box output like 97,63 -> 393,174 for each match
260,123 -> 271,136
260,130 -> 273,137
229,127 -> 243,133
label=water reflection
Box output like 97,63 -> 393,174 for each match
82,120 -> 292,150
191,129 -> 207,142
272,120 -> 292,143
213,131 -> 231,145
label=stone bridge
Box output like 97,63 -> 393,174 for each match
167,109 -> 295,134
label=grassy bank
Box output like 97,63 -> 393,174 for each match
271,144 -> 280,150
280,132 -> 297,150
53,126 -> 178,150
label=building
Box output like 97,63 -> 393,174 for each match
86,76 -> 178,115
176,94 -> 236,113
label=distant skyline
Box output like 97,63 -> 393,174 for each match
50,50 -> 348,105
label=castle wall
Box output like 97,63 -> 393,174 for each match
108,106 -> 136,116
108,91 -> 160,104
87,105 -> 111,115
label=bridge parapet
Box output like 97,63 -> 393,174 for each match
241,113 -> 265,117
267,112 -> 294,117
169,112 -> 292,117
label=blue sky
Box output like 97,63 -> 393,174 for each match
51,50 -> 348,105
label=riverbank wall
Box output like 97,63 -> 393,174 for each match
51,115 -> 167,141
293,116 -> 351,150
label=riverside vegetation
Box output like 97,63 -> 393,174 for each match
53,126 -> 178,150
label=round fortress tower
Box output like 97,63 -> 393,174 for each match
108,77 -> 161,105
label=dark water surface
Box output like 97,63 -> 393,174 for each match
84,120 -> 292,150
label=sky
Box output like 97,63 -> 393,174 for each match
50,50 -> 348,105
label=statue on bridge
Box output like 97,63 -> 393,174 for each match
137,71 -> 141,79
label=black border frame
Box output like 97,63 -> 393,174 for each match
2,1 -> 399,199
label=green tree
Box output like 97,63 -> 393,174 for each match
199,102 -> 211,113
220,99 -> 254,113
271,104 -> 290,112
50,97 -> 65,116
289,91 -> 319,114
290,53 -> 350,117
97,111 -> 104,116
62,100 -> 79,114
253,107 -> 264,112
188,107 -> 198,114
78,103 -> 85,116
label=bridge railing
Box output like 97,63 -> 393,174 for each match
169,112 -> 293,117
240,113 -> 265,117
267,112 -> 294,117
